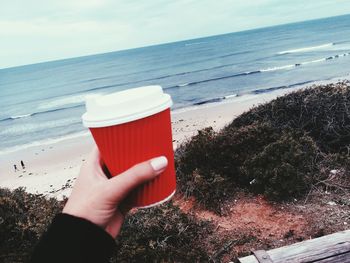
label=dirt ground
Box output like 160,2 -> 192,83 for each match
173,187 -> 350,262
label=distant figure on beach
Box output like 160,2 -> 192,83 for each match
14,164 -> 19,172
21,160 -> 25,170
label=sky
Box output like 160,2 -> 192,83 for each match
1,0 -> 350,69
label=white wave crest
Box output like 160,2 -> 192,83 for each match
224,94 -> 238,99
0,117 -> 80,137
260,52 -> 349,73
260,64 -> 295,72
10,114 -> 32,119
300,58 -> 327,65
278,43 -> 334,55
37,93 -> 100,111
0,131 -> 90,155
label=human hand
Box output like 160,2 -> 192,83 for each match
62,146 -> 168,238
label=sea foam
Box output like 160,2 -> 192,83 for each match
278,43 -> 334,54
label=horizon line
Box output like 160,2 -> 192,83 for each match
1,13 -> 349,71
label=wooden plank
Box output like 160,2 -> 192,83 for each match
239,256 -> 259,263
316,252 -> 350,263
239,230 -> 350,263
252,250 -> 273,263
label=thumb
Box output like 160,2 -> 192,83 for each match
104,156 -> 168,204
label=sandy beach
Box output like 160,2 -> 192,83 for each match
0,86 -> 322,199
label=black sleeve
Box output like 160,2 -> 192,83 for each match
30,213 -> 115,263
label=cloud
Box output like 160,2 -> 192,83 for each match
59,0 -> 110,9
0,19 -> 130,37
1,0 -> 350,68
0,18 -> 134,68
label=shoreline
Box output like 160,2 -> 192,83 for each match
1,73 -> 349,156
0,84 -> 293,155
0,77 -> 348,199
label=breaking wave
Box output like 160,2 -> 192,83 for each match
278,43 -> 334,54
167,52 -> 350,89
0,105 -> 83,122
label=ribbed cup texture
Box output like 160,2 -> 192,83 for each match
89,108 -> 176,207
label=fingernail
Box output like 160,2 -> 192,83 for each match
150,156 -> 168,173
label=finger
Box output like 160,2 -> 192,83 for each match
89,145 -> 117,180
104,156 -> 168,203
78,145 -> 107,183
88,145 -> 100,166
88,145 -> 110,182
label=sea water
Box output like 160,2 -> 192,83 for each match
1,14 -> 350,153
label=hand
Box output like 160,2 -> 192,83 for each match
63,146 -> 168,238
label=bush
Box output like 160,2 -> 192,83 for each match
175,127 -> 216,184
176,122 -> 280,212
211,121 -> 280,186
231,81 -> 350,154
112,202 -> 213,262
241,132 -> 320,199
176,82 -> 350,211
0,188 -> 63,263
0,188 -> 213,262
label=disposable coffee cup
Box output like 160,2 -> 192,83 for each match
82,85 -> 176,208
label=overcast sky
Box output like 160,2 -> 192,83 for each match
1,0 -> 350,69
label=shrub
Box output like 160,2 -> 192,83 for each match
212,121 -> 280,186
0,188 -> 213,262
176,82 -> 350,211
0,188 -> 63,263
112,202 -> 213,262
230,81 -> 350,153
241,132 -> 320,199
175,127 -> 216,183
176,122 -> 280,212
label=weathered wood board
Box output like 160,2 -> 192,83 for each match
239,230 -> 350,263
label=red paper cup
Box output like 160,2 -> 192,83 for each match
82,86 -> 176,208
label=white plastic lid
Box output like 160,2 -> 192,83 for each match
82,85 -> 172,127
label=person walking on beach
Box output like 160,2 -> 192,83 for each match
14,164 -> 19,172
21,160 -> 25,170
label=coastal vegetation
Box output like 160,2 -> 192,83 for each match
0,188 -> 63,262
0,188 -> 213,262
177,81 -> 350,213
1,82 -> 350,262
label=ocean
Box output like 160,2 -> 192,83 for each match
1,14 -> 350,153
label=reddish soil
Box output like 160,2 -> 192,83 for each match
175,194 -> 306,240
173,190 -> 350,262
